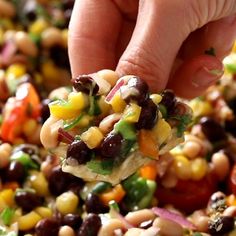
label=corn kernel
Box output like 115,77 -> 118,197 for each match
35,207 -> 52,218
123,103 -> 141,123
18,211 -> 42,231
232,41 -> 236,53
109,93 -> 126,113
174,155 -> 192,180
28,171 -> 50,197
76,115 -> 91,128
0,195 -> 7,212
23,119 -> 37,137
6,63 -> 26,79
189,99 -> 213,117
41,60 -> 60,81
29,18 -> 48,35
56,191 -> 79,215
68,92 -> 89,109
81,126 -> 104,149
152,118 -> 171,145
150,94 -> 162,104
191,158 -> 208,181
97,96 -> 111,116
0,189 -> 14,206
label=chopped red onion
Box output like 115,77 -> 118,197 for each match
1,41 -> 17,64
58,128 -> 74,144
105,79 -> 125,102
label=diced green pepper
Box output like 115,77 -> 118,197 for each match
63,114 -> 84,130
92,182 -> 112,194
114,120 -> 136,141
0,207 -> 15,226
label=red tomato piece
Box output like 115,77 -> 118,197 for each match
155,174 -> 217,213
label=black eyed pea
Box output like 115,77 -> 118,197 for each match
99,113 -> 122,134
58,225 -> 75,236
97,69 -> 119,87
0,0 -> 15,18
41,27 -> 63,48
40,116 -> 63,149
124,228 -> 145,236
14,31 -> 38,57
49,87 -> 70,100
0,143 -> 12,168
190,210 -> 209,232
211,152 -> 230,181
98,219 -> 126,236
153,217 -> 183,236
182,140 -> 201,159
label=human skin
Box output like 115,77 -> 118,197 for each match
68,0 -> 236,98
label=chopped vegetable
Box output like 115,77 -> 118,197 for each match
171,114 -> 192,137
140,162 -> 158,180
86,158 -> 114,175
91,182 -> 112,194
63,113 -> 84,130
114,120 -> 136,141
0,207 -> 15,226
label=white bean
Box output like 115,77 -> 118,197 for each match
99,113 -> 122,134
223,206 -> 236,217
0,143 -> 12,168
125,209 -> 155,226
97,69 -> 119,87
124,228 -> 144,236
211,152 -> 230,181
40,116 -> 63,149
0,0 -> 15,18
49,87 -> 70,100
41,27 -> 63,48
98,219 -> 125,236
153,217 -> 183,236
58,226 -> 75,236
14,31 -> 38,57
182,140 -> 201,159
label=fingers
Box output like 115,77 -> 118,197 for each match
116,0 -> 236,95
68,0 -> 122,77
167,55 -> 223,99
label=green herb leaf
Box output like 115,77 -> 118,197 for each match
172,114 -> 192,137
92,182 -> 112,194
88,96 -> 101,116
86,159 -> 114,175
192,233 -> 203,236
205,47 -> 216,56
0,207 -> 15,226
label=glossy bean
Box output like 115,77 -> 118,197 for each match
35,218 -> 60,236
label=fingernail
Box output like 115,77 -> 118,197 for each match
191,67 -> 224,87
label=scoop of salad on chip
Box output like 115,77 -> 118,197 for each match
40,70 -> 192,185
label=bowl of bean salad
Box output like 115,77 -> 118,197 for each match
1,1 -> 236,236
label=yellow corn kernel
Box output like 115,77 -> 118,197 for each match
35,207 -> 52,218
11,208 -> 22,223
56,191 -> 79,215
81,126 -> 104,149
97,96 -> 111,116
0,189 -> 14,206
76,115 -> 91,128
189,99 -> 213,117
191,158 -> 208,181
41,60 -> 60,81
6,63 -> 26,79
18,211 -> 42,231
152,118 -> 171,145
49,100 -> 80,119
174,155 -> 192,180
68,92 -> 89,109
0,195 -> 7,212
150,94 -> 162,105
109,93 -> 126,113
28,171 -> 50,197
29,18 -> 48,35
123,103 -> 141,123
23,119 -> 38,137
232,41 -> 236,53
62,29 -> 68,48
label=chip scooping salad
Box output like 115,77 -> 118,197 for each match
40,70 -> 192,185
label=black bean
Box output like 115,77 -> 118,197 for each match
22,0 -> 37,22
67,140 -> 91,164
100,133 -> 123,158
41,99 -> 51,123
228,97 -> 236,114
48,166 -> 72,195
208,191 -> 226,212
72,75 -> 98,95
85,193 -> 108,214
62,214 -> 82,229
6,161 -> 25,182
15,144 -> 38,155
200,117 -> 227,142
15,191 -> 42,212
49,45 -> 70,69
77,214 -> 101,236
121,77 -> 149,105
35,218 -> 60,236
160,90 -> 176,113
208,216 -> 234,235
68,177 -> 85,196
136,99 -> 158,130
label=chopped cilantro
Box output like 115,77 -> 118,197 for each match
0,207 -> 15,226
63,114 -> 84,130
192,233 -> 203,236
205,47 -> 216,56
86,159 -> 114,175
88,96 -> 101,116
171,114 -> 192,137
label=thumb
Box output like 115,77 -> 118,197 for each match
116,0 -> 236,96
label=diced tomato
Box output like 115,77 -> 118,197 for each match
155,174 -> 217,213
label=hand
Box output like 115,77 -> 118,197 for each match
68,0 -> 236,98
